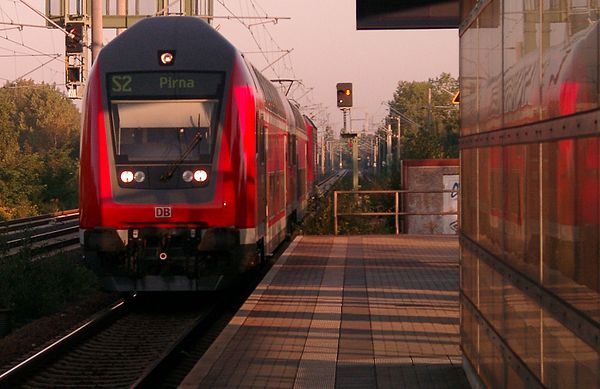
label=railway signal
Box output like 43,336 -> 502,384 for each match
65,22 -> 84,54
336,83 -> 353,108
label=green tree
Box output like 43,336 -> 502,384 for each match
0,80 -> 80,219
388,73 -> 459,159
8,79 -> 80,152
39,147 -> 79,213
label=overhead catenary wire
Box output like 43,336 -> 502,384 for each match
0,1 -> 65,86
217,0 -> 321,123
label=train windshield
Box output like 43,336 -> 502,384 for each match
110,100 -> 218,163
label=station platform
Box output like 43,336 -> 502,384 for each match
181,235 -> 469,389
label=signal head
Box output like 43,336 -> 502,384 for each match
336,82 -> 353,108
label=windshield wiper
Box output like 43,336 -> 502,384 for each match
160,130 -> 203,182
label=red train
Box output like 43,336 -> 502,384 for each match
79,16 -> 317,292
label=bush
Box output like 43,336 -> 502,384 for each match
0,247 -> 98,327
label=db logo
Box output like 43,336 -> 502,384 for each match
155,207 -> 172,218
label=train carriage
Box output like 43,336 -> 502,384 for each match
79,16 -> 315,292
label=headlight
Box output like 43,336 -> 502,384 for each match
182,170 -> 194,183
120,170 -> 134,183
134,171 -> 145,183
194,169 -> 208,182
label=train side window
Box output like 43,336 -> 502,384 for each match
256,113 -> 265,164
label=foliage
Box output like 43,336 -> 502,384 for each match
0,80 -> 80,220
0,247 -> 98,326
335,172 -> 398,235
299,171 -> 399,235
39,147 -> 80,213
388,72 -> 459,159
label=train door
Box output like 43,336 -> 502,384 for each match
256,113 -> 267,239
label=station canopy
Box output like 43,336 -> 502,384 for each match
356,0 -> 458,30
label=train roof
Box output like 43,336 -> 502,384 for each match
98,16 -> 238,73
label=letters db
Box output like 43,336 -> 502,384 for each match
155,207 -> 172,218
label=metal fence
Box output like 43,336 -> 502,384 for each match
333,189 -> 459,235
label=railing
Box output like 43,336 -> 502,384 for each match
333,190 -> 459,235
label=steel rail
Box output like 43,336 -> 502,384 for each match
0,209 -> 78,230
132,302 -> 221,388
0,300 -> 127,386
5,225 -> 79,249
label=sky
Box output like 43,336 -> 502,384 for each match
0,0 -> 458,134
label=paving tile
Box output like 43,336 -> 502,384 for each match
180,235 -> 470,389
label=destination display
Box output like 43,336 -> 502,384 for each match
108,72 -> 224,98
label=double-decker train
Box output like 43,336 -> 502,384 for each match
79,16 -> 317,292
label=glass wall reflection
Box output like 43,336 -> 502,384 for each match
460,0 -> 600,387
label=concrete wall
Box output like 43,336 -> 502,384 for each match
402,159 -> 459,234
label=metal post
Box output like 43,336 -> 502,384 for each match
395,191 -> 399,234
386,121 -> 392,169
352,137 -> 358,190
320,136 -> 325,175
116,0 -> 126,35
334,191 -> 338,235
91,0 -> 103,62
329,141 -> 334,172
373,137 -> 377,173
396,116 -> 401,172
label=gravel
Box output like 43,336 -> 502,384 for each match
0,291 -> 119,372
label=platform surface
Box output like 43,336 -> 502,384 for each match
181,235 -> 469,388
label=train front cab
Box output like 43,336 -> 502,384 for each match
79,18 -> 265,292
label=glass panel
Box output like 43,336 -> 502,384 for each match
460,27 -> 478,136
478,260 -> 503,331
479,146 -> 504,257
461,148 -> 478,239
574,138 -> 600,318
542,140 -> 574,290
461,245 -> 478,304
503,281 -> 542,380
111,100 -> 217,162
503,145 -> 525,270
478,147 -> 490,250
477,0 -> 503,133
541,0 -> 599,119
543,313 -> 600,387
524,143 -> 541,281
506,365 -> 529,389
461,304 -> 478,369
504,0 -> 541,127
543,138 -> 600,320
542,139 -> 600,320
503,144 -> 541,280
479,324 -> 506,388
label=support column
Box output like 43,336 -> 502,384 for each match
91,0 -> 103,62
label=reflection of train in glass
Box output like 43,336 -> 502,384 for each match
79,17 -> 316,292
460,1 -> 600,387
476,20 -> 600,276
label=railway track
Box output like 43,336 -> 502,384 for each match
315,169 -> 347,195
0,178 -> 341,387
0,210 -> 79,257
0,265 -> 269,388
0,295 -> 219,388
